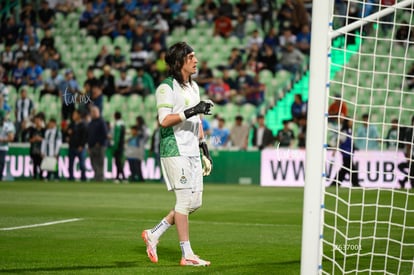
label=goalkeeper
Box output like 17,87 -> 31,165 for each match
141,42 -> 213,266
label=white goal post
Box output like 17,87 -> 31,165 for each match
301,1 -> 414,274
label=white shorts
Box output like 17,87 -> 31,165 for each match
161,156 -> 203,192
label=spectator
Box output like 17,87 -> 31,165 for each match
42,50 -> 59,71
94,46 -> 111,69
101,9 -> 118,38
398,115 -> 414,188
258,0 -> 274,32
14,88 -> 35,142
278,0 -> 294,29
60,69 -> 81,121
200,114 -> 211,136
196,0 -> 218,24
227,47 -> 243,70
129,116 -> 149,182
279,28 -> 297,48
27,114 -> 45,179
109,46 -> 127,70
130,42 -> 149,70
126,126 -> 143,182
386,118 -> 399,150
233,15 -> 247,42
329,118 -> 360,187
170,3 -> 193,33
297,115 -> 307,148
245,43 -> 261,73
40,68 -> 63,98
48,47 -> 63,69
1,17 -> 19,45
246,29 -> 263,50
11,58 -> 26,89
208,77 -> 231,105
38,0 -> 55,30
276,42 -> 304,75
328,93 -> 348,122
115,68 -> 132,96
263,27 -> 279,53
93,0 -> 107,15
13,39 -> 28,63
100,65 -> 116,99
132,67 -> 155,97
152,14 -> 170,36
24,58 -> 43,87
229,115 -> 249,150
79,2 -> 95,28
219,0 -> 234,18
252,114 -> 274,150
1,44 -> 14,73
291,94 -> 306,124
41,118 -> 62,181
87,106 -> 108,182
395,20 -> 414,48
131,24 -> 149,51
211,117 -> 230,148
0,110 -> 15,181
22,25 -> 39,50
111,111 -> 126,183
235,0 -> 250,17
276,120 -> 295,148
258,44 -> 278,74
234,66 -> 254,104
195,60 -> 214,90
221,69 -> 238,93
355,113 -> 380,150
83,67 -> 102,113
20,3 -> 37,26
0,83 -> 10,113
214,15 -> 233,38
407,63 -> 414,90
67,109 -> 88,182
148,62 -> 162,87
245,74 -> 265,106
380,0 -> 396,33
296,24 -> 311,55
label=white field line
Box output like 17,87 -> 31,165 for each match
0,218 -> 83,231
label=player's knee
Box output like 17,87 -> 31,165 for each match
174,189 -> 192,215
189,192 -> 203,214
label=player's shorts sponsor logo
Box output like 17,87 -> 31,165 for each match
180,175 -> 187,185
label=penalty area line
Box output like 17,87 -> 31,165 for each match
0,218 -> 84,231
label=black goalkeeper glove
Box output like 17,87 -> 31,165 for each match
183,100 -> 214,119
200,141 -> 212,176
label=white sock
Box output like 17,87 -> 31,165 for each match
180,241 -> 194,258
150,218 -> 171,240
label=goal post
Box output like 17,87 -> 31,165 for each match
301,1 -> 414,274
300,0 -> 332,274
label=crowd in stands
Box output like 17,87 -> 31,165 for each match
0,0 -> 312,141
2,0 -> 410,181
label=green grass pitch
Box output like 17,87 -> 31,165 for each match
1,182 -> 413,274
0,181 -> 303,275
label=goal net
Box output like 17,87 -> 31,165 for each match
301,1 -> 414,274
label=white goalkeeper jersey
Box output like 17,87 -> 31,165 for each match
156,77 -> 201,157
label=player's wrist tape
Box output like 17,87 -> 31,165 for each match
179,112 -> 187,122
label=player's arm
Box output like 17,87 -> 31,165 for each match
199,122 -> 213,176
156,83 -> 214,128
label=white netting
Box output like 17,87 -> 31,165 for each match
322,1 -> 414,274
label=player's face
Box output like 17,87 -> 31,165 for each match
182,52 -> 198,76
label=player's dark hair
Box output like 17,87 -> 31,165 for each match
165,42 -> 194,87
115,111 -> 122,120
